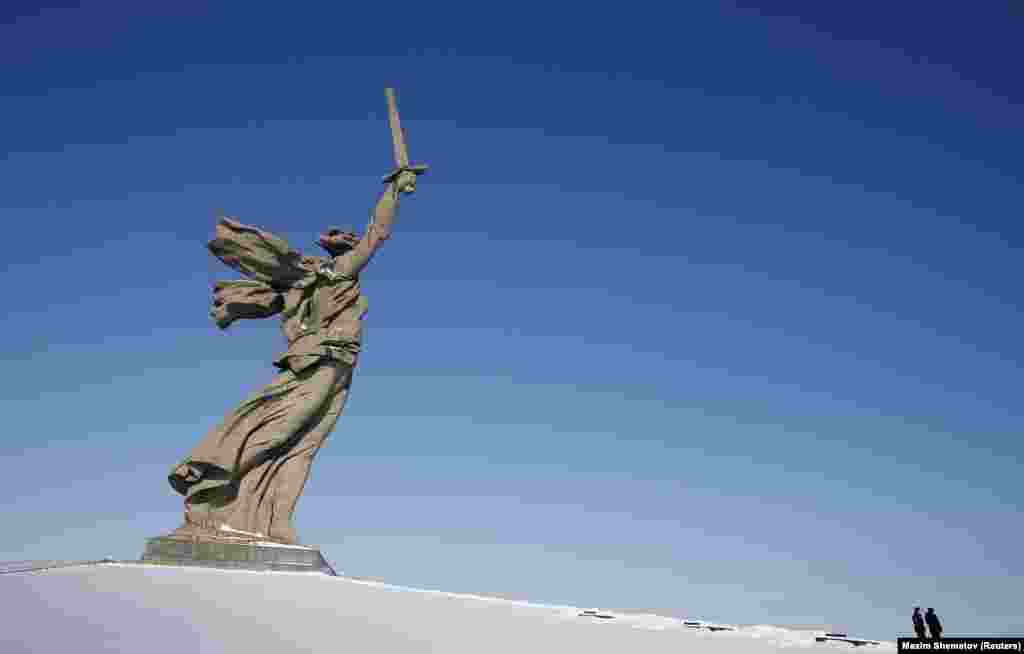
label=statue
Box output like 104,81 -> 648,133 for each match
165,89 -> 427,546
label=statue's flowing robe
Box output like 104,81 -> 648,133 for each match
168,217 -> 383,544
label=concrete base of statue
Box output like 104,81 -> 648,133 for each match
140,531 -> 336,575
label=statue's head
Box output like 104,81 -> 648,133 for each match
318,226 -> 359,256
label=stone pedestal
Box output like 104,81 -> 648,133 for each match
140,535 -> 336,575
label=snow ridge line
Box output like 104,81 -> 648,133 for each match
10,561 -> 896,648
0,559 -> 113,575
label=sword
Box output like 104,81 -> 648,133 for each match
383,87 -> 428,184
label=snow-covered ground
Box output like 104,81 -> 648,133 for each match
1,561 -> 896,653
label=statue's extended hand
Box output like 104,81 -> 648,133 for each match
394,169 -> 418,194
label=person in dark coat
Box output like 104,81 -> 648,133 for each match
912,607 -> 927,639
925,608 -> 943,640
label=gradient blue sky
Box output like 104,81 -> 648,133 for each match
1,0 -> 1021,639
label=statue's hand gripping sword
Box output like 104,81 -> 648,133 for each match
383,87 -> 429,186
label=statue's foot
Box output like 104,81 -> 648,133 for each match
266,524 -> 299,546
167,522 -> 218,541
168,522 -> 260,544
167,519 -> 299,546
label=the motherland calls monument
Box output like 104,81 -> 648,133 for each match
142,89 -> 428,574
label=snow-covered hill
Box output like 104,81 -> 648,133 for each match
1,561 -> 895,653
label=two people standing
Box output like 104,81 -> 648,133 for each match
913,607 -> 943,639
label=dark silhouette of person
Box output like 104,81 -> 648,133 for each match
925,608 -> 943,640
912,607 -> 927,639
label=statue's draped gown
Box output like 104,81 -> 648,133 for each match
168,217 -> 384,544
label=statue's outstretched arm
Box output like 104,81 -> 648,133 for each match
336,171 -> 417,277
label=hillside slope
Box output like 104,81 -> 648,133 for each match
1,562 -> 894,652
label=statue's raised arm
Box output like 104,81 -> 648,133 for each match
329,170 -> 417,277
329,87 -> 426,277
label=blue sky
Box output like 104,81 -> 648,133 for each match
1,0 -> 1021,639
